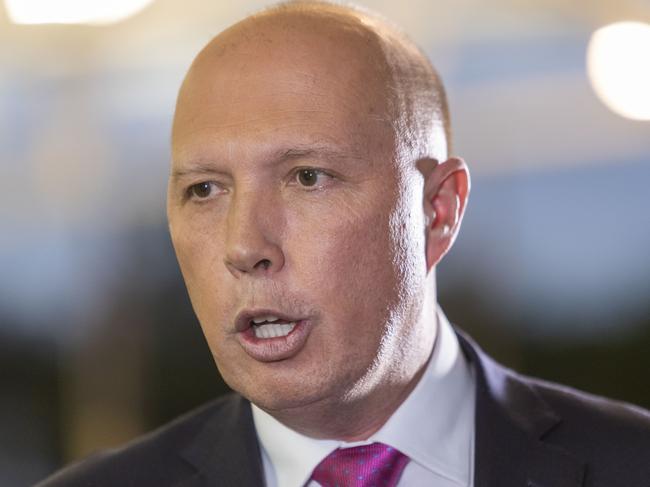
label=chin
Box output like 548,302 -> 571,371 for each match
227,367 -> 341,413
248,392 -> 312,412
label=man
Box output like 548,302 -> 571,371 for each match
38,2 -> 650,486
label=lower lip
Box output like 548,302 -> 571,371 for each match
236,320 -> 312,362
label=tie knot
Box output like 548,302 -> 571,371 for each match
309,442 -> 409,487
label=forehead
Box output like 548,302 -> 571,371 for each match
171,12 -> 397,165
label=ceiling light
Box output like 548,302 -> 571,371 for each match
4,0 -> 155,25
587,21 -> 650,121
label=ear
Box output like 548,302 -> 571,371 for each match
421,157 -> 470,272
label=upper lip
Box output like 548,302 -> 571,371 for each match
234,308 -> 304,332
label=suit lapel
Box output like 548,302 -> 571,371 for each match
175,394 -> 265,487
456,331 -> 586,487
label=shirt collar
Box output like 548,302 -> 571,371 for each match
252,307 -> 475,487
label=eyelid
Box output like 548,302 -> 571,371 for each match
185,180 -> 224,202
290,166 -> 335,187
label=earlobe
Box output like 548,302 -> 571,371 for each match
423,157 -> 470,271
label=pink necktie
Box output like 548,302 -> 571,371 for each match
309,442 -> 410,487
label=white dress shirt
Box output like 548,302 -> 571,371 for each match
252,308 -> 476,487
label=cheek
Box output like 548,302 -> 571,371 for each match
173,225 -> 236,371
170,214 -> 228,319
287,191 -> 405,320
172,207 -> 225,271
314,187 -> 424,330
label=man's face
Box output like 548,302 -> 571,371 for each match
168,20 -> 428,414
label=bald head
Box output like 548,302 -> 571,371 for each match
173,1 -> 450,164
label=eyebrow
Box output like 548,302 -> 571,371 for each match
170,143 -> 362,181
275,145 -> 357,163
170,163 -> 229,181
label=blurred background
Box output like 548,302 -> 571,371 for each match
1,0 -> 649,484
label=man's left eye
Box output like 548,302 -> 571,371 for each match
295,168 -> 330,187
188,181 -> 217,200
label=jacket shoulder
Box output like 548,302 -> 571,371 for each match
524,374 -> 650,485
457,329 -> 650,486
527,374 -> 650,442
35,394 -> 242,487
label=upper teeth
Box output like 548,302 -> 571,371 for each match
252,315 -> 279,324
253,322 -> 296,339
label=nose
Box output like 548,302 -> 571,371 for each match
223,188 -> 285,278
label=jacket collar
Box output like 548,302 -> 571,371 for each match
174,393 -> 265,487
456,330 -> 586,487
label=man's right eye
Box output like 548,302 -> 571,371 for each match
188,181 -> 217,200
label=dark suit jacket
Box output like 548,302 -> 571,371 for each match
36,332 -> 650,487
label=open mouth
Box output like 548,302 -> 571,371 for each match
250,315 -> 298,339
235,309 -> 313,361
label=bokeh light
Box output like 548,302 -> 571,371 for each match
4,0 -> 155,25
587,21 -> 650,121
